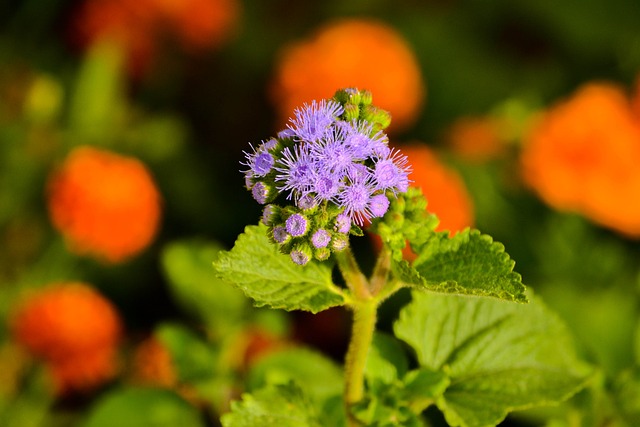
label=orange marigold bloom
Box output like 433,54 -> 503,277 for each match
446,116 -> 506,162
47,146 -> 161,263
270,18 -> 425,133
521,83 -> 640,237
131,337 -> 177,388
402,144 -> 474,235
10,283 -> 122,393
72,0 -> 239,75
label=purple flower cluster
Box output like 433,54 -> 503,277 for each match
241,88 -> 411,265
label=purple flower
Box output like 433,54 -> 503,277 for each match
277,128 -> 296,139
252,182 -> 270,204
310,127 -> 354,176
311,229 -> 331,248
272,226 -> 289,243
285,213 -> 308,237
288,100 -> 344,142
275,144 -> 315,200
313,173 -> 341,202
290,247 -> 310,265
241,143 -> 274,177
263,138 -> 278,150
369,194 -> 390,218
297,193 -> 317,209
373,150 -> 410,193
262,204 -> 277,225
253,152 -> 274,176
338,171 -> 375,225
244,172 -> 254,190
334,213 -> 351,233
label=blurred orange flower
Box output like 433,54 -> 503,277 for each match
11,283 -> 122,393
270,18 -> 425,133
47,146 -> 161,263
72,0 -> 239,75
402,144 -> 474,235
521,82 -> 640,237
131,337 -> 176,388
446,116 -> 506,162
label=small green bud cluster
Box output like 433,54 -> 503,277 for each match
369,187 -> 439,261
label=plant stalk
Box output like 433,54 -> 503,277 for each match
344,299 -> 377,426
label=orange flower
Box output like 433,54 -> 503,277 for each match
11,283 -> 122,393
402,144 -> 474,235
131,337 -> 177,388
47,146 -> 161,263
270,18 -> 425,133
446,116 -> 506,162
521,83 -> 640,237
71,0 -> 239,75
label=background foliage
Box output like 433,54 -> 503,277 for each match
1,0 -> 640,426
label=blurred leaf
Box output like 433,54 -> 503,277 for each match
247,347 -> 342,405
365,332 -> 409,385
82,387 -> 205,427
69,39 -> 125,143
221,382 -> 322,427
155,323 -> 217,383
613,367 -> 640,425
398,229 -> 527,303
395,292 -> 591,427
162,239 -> 246,334
0,366 -> 53,427
213,224 -> 346,313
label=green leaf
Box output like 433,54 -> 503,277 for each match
155,323 -> 217,383
213,224 -> 346,313
247,347 -> 343,405
82,387 -> 205,427
395,292 -> 591,427
402,368 -> 450,412
161,239 -> 247,334
398,229 -> 527,303
365,332 -> 410,384
221,382 -> 322,427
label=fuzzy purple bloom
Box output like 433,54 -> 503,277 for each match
338,171 -> 375,225
288,100 -> 344,142
275,144 -> 315,200
272,226 -> 289,243
297,193 -> 317,210
373,151 -> 410,193
262,204 -> 277,225
290,249 -> 310,265
285,213 -> 308,237
253,152 -> 274,176
311,229 -> 331,248
252,182 -> 269,204
369,194 -> 390,217
277,128 -> 296,139
313,173 -> 341,202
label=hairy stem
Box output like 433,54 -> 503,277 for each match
335,246 -> 371,300
344,299 -> 377,426
369,247 -> 392,296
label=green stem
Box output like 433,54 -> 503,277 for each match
369,247 -> 392,296
335,246 -> 371,300
344,299 -> 377,426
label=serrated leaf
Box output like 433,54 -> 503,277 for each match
397,230 -> 527,303
161,239 -> 246,333
221,382 -> 322,427
82,387 -> 205,427
247,347 -> 343,404
213,224 -> 346,313
395,292 -> 591,427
